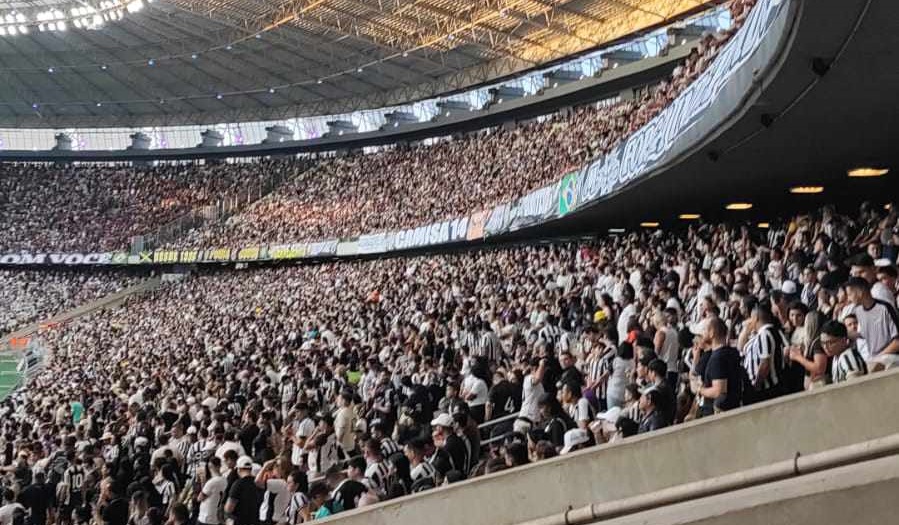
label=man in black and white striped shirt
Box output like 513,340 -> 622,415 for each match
538,315 -> 562,347
362,439 -> 391,497
476,321 -> 503,365
820,320 -> 868,384
739,304 -> 787,403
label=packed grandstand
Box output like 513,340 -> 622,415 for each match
1,0 -> 898,524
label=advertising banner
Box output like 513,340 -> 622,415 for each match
358,233 -> 390,254
507,184 -> 557,231
577,0 -> 784,205
307,240 -> 339,257
269,244 -> 307,260
467,210 -> 488,241
0,252 -> 117,265
336,239 -> 359,256
484,204 -> 511,237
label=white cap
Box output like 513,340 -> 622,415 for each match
237,456 -> 254,470
134,436 -> 149,448
560,429 -> 590,454
875,258 -> 892,268
187,426 -> 198,435
595,406 -> 621,425
781,280 -> 798,295
430,413 -> 455,428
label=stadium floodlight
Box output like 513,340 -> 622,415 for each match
678,214 -> 701,220
725,203 -> 753,211
757,222 -> 770,229
608,228 -> 626,234
789,186 -> 824,194
640,222 -> 660,228
848,167 -> 888,177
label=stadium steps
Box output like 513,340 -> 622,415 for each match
325,368 -> 899,525
0,277 -> 162,346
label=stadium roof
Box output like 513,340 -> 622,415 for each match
0,0 -> 716,128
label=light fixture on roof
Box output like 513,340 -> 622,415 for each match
147,58 -> 155,66
757,222 -> 770,229
47,67 -> 54,73
402,51 -> 408,57
100,64 -> 108,70
255,33 -> 261,39
678,214 -> 701,220
216,93 -> 223,99
357,67 -> 363,72
640,222 -> 660,228
31,103 -> 38,109
725,202 -> 753,210
317,79 -> 323,84
848,167 -> 889,177
789,186 -> 824,194
268,87 -> 275,94
96,102 -> 102,106
191,53 -> 198,60
608,228 -> 626,234
225,44 -> 232,50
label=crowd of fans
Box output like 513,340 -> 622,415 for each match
0,271 -> 139,336
1,200 -> 897,525
170,0 -> 754,249
0,160 -> 301,253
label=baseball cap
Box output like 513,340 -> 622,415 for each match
593,310 -> 608,323
186,426 -> 198,435
237,456 -> 254,470
781,280 -> 798,295
560,429 -> 590,454
595,406 -> 621,424
430,413 -> 455,428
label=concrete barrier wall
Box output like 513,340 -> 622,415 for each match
600,454 -> 899,525
327,369 -> 899,525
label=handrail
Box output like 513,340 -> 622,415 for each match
522,433 -> 899,525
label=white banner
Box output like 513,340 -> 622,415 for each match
0,252 -> 116,265
578,0 -> 785,204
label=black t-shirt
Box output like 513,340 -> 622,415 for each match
101,497 -> 129,525
703,346 -> 743,411
487,381 -> 521,419
331,479 -> 367,511
442,434 -> 469,475
19,482 -> 54,525
228,477 -> 261,525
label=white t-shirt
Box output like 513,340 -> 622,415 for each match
461,375 -> 488,407
518,374 -> 545,422
259,479 -> 290,523
567,397 -> 592,424
617,304 -> 636,343
853,300 -> 899,356
198,475 -> 227,525
0,503 -> 24,525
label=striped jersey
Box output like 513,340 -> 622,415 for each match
742,324 -> 786,390
831,346 -> 868,384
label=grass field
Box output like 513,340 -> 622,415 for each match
0,354 -> 21,401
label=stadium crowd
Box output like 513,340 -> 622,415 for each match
168,0 -> 751,249
1,201 -> 898,525
0,271 -> 139,336
0,160 -> 301,253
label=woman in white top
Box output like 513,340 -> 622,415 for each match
606,342 -> 635,409
653,311 -> 681,381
